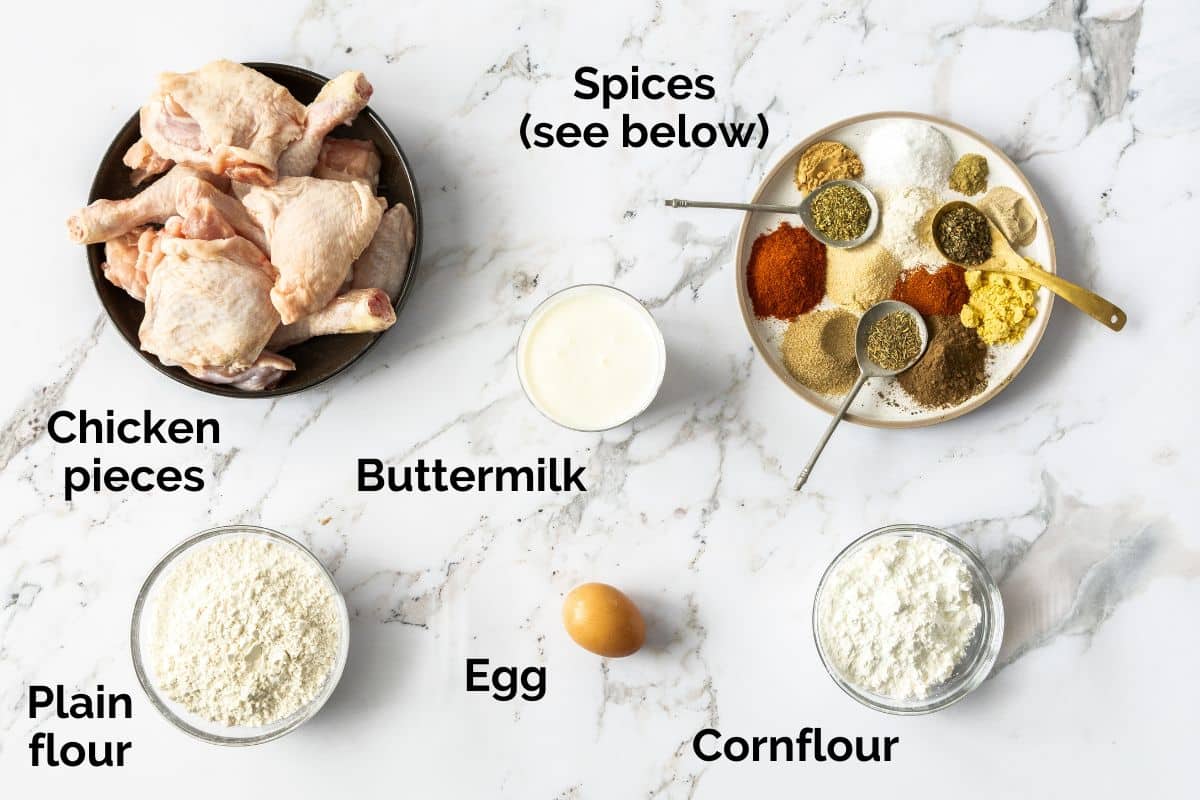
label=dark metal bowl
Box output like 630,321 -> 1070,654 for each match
84,61 -> 422,397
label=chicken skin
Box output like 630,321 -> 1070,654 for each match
240,176 -> 382,324
350,204 -> 415,302
139,235 -> 280,373
140,60 -> 305,185
313,138 -> 382,191
123,137 -> 173,186
269,288 -> 396,350
66,165 -> 224,244
278,71 -> 373,178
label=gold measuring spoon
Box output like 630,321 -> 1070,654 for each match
932,201 -> 1127,331
794,301 -> 928,491
665,179 -> 880,249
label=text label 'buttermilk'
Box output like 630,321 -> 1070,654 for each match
358,457 -> 586,493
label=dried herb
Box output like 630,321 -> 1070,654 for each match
934,204 -> 992,266
810,184 -> 870,242
866,310 -> 922,371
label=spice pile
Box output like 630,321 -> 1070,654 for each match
960,267 -> 1038,344
949,153 -> 988,195
780,309 -> 858,395
934,204 -> 992,266
898,316 -> 987,407
866,310 -> 922,371
891,265 -> 969,317
795,140 -> 863,192
826,242 -> 899,312
810,183 -> 871,242
746,223 -> 825,319
745,117 -> 1048,413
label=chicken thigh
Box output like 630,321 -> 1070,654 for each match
139,235 -> 280,372
350,204 -> 415,301
278,71 -> 373,178
240,176 -> 381,323
140,60 -> 305,185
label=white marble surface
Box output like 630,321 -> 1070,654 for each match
2,0 -> 1197,796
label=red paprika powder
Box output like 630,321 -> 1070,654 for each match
891,265 -> 969,316
746,223 -> 826,319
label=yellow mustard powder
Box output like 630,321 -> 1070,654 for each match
960,268 -> 1038,345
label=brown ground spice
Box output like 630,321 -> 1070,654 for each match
898,315 -> 988,408
780,309 -> 858,395
891,265 -> 970,317
746,223 -> 826,319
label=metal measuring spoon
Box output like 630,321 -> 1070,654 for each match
794,300 -> 928,491
665,179 -> 880,249
932,201 -> 1127,331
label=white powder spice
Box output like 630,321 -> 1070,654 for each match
860,120 -> 954,191
149,536 -> 342,727
818,534 -> 982,700
877,185 -> 945,268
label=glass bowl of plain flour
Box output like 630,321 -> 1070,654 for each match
131,525 -> 350,744
813,525 -> 1003,714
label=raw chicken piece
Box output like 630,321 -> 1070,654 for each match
313,138 -> 381,191
268,288 -> 396,350
241,177 -> 382,324
173,176 -> 268,251
278,71 -> 373,178
140,60 -> 305,185
123,137 -> 173,186
102,227 -> 160,300
177,199 -> 237,241
139,235 -> 280,372
351,204 -> 415,301
67,165 -> 220,244
184,352 -> 295,391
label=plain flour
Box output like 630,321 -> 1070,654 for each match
818,534 -> 981,700
149,535 -> 341,727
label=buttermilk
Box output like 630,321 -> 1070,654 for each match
47,409 -> 219,445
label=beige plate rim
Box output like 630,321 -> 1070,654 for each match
735,110 -> 1057,429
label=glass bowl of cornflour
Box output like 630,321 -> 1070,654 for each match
812,524 -> 1003,715
131,525 -> 350,744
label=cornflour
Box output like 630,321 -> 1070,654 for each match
818,534 -> 981,700
149,535 -> 341,726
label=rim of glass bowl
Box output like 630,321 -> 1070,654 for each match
811,524 -> 1005,715
515,283 -> 667,432
130,525 -> 350,745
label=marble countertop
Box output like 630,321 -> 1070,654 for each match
2,0 -> 1196,796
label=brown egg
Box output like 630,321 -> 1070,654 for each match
562,582 -> 646,657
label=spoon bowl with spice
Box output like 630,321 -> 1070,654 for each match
665,179 -> 879,249
793,301 -> 927,490
932,201 -> 1127,331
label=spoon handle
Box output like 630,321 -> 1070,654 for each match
794,372 -> 869,491
665,198 -> 799,214
1018,266 -> 1127,331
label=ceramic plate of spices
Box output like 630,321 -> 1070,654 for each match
735,111 -> 1056,428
